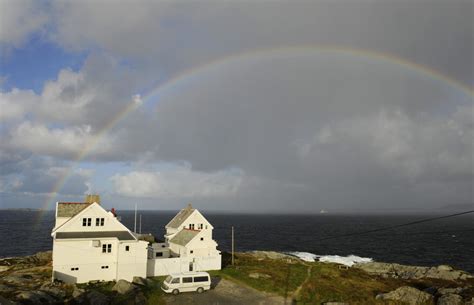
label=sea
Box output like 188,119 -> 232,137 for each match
0,210 -> 473,272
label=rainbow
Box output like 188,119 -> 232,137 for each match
36,45 -> 473,223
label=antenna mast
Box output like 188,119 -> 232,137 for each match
134,203 -> 137,233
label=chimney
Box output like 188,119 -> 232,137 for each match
85,194 -> 101,204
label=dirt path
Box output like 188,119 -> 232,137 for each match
164,277 -> 286,305
291,263 -> 313,302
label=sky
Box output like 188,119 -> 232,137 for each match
0,0 -> 472,213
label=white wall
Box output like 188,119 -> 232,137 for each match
147,255 -> 221,277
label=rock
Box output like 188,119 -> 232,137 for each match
134,291 -> 147,305
34,251 -> 52,263
437,287 -> 464,295
132,276 -> 147,286
72,286 -> 86,298
0,266 -> 10,272
379,286 -> 433,305
0,283 -> 15,293
41,286 -> 66,299
249,251 -> 297,260
355,262 -> 472,281
249,272 -> 271,279
437,294 -> 463,305
112,279 -> 135,294
16,290 -> 56,304
437,265 -> 453,271
0,295 -> 16,305
424,287 -> 438,295
86,290 -> 109,305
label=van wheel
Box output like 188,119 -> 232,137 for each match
197,287 -> 204,294
172,289 -> 179,295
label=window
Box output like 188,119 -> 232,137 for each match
125,246 -> 129,251
189,224 -> 195,230
87,218 -> 91,226
82,218 -> 87,226
70,267 -> 79,271
183,277 -> 193,283
101,266 -> 109,269
198,223 -> 203,229
205,225 -> 208,229
102,244 -> 112,253
189,262 -> 193,271
194,276 -> 209,282
171,278 -> 180,284
96,218 -> 100,226
156,252 -> 163,257
190,250 -> 194,254
100,218 -> 104,226
83,218 -> 91,226
200,237 -> 204,241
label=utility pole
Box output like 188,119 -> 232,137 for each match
134,203 -> 137,233
231,226 -> 235,266
139,214 -> 142,234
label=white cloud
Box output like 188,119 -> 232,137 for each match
111,167 -> 243,198
0,0 -> 49,47
8,122 -> 94,157
0,88 -> 39,121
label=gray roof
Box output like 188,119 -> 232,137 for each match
55,231 -> 135,240
166,204 -> 195,229
169,229 -> 199,246
57,202 -> 91,217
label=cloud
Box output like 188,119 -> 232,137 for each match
0,154 -> 92,196
49,0 -> 473,86
0,88 -> 39,121
111,166 -> 243,198
0,0 -> 49,47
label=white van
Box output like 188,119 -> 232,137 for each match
161,272 -> 211,295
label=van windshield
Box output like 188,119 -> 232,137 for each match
165,275 -> 172,283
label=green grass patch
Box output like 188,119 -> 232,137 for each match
213,253 -> 309,297
297,262 -> 402,305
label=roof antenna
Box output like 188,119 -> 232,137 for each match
134,203 -> 137,233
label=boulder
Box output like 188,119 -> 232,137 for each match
135,291 -> 147,305
112,279 -> 135,294
86,290 -> 109,305
34,251 -> 52,263
72,286 -> 86,298
379,286 -> 433,305
16,290 -> 56,304
0,295 -> 16,305
0,266 -> 10,272
355,262 -> 472,281
132,276 -> 147,286
437,294 -> 463,305
40,286 -> 66,299
437,287 -> 464,295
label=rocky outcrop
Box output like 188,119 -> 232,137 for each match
437,293 -> 463,305
112,279 -> 137,294
377,286 -> 433,305
355,262 -> 472,281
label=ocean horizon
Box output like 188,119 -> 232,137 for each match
1,210 -> 472,273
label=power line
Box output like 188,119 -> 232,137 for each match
317,210 -> 474,242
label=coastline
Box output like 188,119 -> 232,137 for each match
1,250 -> 473,304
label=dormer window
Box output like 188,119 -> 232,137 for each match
95,218 -> 105,226
189,224 -> 195,230
198,224 -> 203,229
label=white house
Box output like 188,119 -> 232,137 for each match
51,198 -> 221,283
147,204 -> 221,276
51,199 -> 148,283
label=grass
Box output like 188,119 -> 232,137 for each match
211,252 -> 309,297
296,262 -> 403,304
